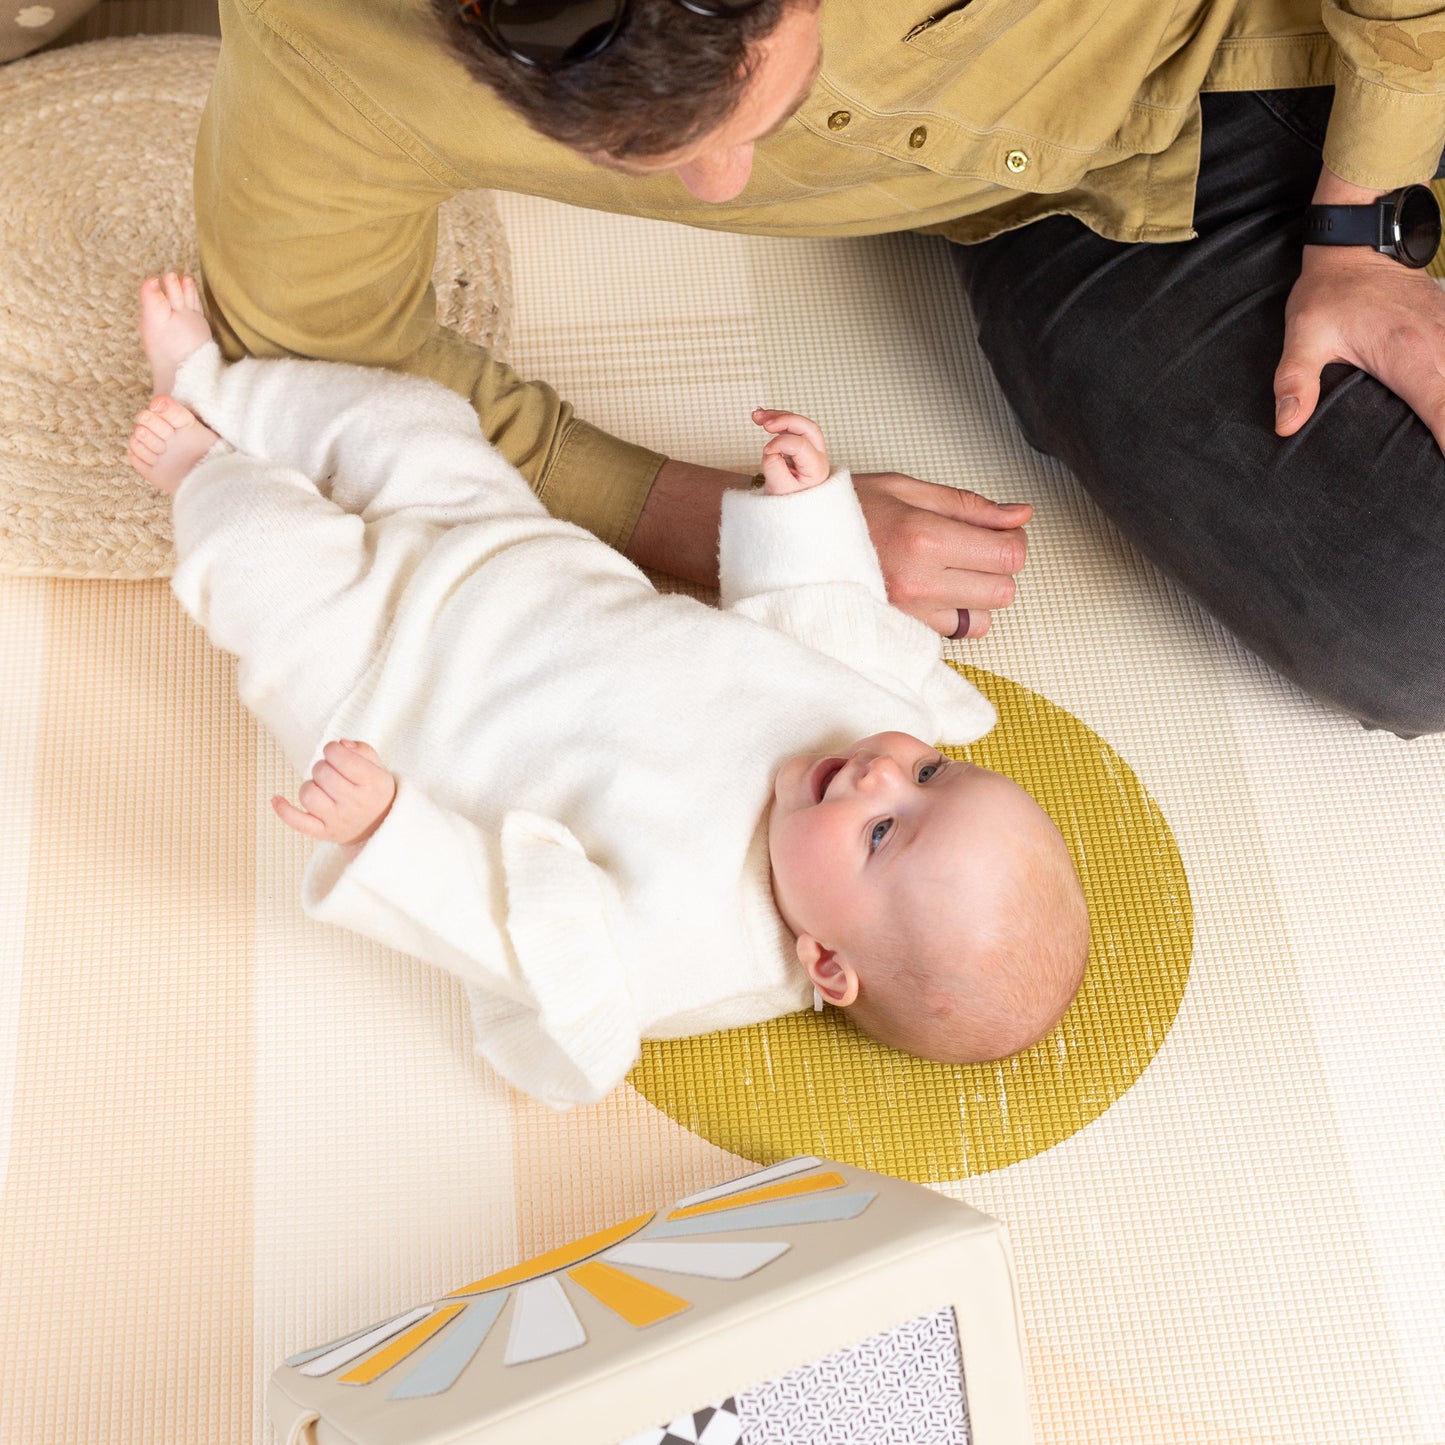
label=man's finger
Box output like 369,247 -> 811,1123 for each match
272,795 -> 326,837
946,566 -> 1018,611
927,606 -> 993,639
950,490 -> 1032,531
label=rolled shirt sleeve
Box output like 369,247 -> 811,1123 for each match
1321,1 -> 1445,187
195,0 -> 664,551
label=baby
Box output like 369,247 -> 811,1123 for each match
129,273 -> 1088,1109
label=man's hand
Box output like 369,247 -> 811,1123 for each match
753,407 -> 831,493
272,739 -> 397,850
627,458 -> 1031,638
1276,170 -> 1445,454
852,472 -> 1031,638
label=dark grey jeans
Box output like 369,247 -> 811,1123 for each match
955,89 -> 1445,736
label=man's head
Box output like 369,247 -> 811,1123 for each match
433,0 -> 822,201
768,731 -> 1090,1064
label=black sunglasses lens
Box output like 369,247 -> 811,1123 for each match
674,0 -> 766,12
488,0 -> 625,66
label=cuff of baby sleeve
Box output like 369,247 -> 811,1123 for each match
170,340 -> 227,423
719,470 -> 886,607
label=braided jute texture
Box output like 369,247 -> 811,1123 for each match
0,35 -> 512,580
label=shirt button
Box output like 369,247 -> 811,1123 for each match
908,125 -> 928,149
1005,148 -> 1029,174
827,110 -> 851,131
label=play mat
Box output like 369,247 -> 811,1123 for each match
2,29 -> 1444,1445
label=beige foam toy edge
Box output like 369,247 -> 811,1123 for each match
267,1156 -> 1032,1445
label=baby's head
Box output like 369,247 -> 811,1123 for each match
768,731 -> 1088,1064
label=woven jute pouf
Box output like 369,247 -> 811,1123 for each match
0,35 -> 512,580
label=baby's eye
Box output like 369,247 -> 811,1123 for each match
917,758 -> 943,782
869,818 -> 893,852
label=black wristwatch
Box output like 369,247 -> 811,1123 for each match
1304,183 -> 1442,269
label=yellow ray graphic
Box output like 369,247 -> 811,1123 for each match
446,1213 -> 653,1296
666,1170 -> 844,1222
339,1305 -> 466,1385
282,1160 -> 879,1396
567,1261 -> 691,1327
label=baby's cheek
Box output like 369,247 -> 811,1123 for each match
767,821 -> 816,915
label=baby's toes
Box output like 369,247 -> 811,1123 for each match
149,394 -> 196,430
137,275 -> 169,323
126,438 -> 156,476
161,272 -> 187,310
181,274 -> 202,312
131,409 -> 173,450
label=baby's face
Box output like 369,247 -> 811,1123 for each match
767,731 -> 1038,964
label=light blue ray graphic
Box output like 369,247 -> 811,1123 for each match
671,1156 -> 823,1211
504,1276 -> 586,1364
389,1294 -> 508,1399
297,1306 -> 435,1376
601,1239 -> 791,1279
644,1191 -> 877,1239
286,1317 -> 395,1369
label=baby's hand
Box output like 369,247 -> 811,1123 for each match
272,740 -> 397,849
753,409 -> 831,495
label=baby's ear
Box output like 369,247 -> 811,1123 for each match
795,934 -> 860,1008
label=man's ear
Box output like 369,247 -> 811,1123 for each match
794,933 -> 860,1007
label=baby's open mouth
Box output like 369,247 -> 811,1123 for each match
809,757 -> 845,804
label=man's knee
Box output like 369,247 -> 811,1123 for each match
1267,618 -> 1445,739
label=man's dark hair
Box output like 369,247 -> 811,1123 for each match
432,0 -> 808,160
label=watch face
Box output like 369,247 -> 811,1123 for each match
1394,184 -> 1443,268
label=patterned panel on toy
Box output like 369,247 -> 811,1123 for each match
619,1397 -> 742,1445
617,1306 -> 968,1445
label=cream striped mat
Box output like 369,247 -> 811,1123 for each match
2,191 -> 1443,1445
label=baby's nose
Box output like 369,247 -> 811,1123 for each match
856,754 -> 901,787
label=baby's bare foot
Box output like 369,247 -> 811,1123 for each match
138,272 -> 213,395
127,395 -> 219,495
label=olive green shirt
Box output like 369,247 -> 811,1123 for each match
195,0 -> 1445,548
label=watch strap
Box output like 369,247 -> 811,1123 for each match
1303,202 -> 1383,248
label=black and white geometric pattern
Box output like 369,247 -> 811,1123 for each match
737,1305 -> 970,1444
619,1397 -> 742,1445
617,1307 -> 968,1445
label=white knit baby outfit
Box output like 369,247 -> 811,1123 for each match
169,345 -> 996,1108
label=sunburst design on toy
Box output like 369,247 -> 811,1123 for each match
283,1157 -> 875,1400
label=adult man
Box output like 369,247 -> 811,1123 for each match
195,0 -> 1445,733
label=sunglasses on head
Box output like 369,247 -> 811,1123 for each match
457,0 -> 768,71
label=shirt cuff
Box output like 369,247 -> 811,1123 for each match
1322,61 -> 1445,190
535,417 -> 667,553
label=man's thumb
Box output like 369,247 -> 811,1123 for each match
1273,340 -> 1325,437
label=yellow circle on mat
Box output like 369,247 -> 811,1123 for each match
629,664 -> 1193,1183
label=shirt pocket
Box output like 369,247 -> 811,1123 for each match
797,0 -> 1186,194
904,0 -> 1038,64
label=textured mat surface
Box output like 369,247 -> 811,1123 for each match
0,35 -> 510,580
1,191 -> 1444,1445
